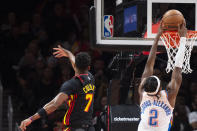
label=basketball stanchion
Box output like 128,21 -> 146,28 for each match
160,30 -> 197,73
8,96 -> 13,131
0,80 -> 3,131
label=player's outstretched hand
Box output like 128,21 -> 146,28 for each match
178,19 -> 187,37
53,45 -> 70,58
19,118 -> 32,131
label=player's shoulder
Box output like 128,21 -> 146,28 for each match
75,72 -> 95,84
61,77 -> 81,88
160,90 -> 168,98
60,78 -> 82,95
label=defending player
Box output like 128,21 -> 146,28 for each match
20,45 -> 95,131
138,22 -> 187,131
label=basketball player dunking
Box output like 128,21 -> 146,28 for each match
138,22 -> 187,131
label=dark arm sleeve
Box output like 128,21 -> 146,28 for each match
59,80 -> 75,95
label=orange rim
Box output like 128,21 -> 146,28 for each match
161,30 -> 197,48
162,30 -> 197,38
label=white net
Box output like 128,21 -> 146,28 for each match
160,31 -> 197,74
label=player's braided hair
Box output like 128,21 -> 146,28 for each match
75,52 -> 91,72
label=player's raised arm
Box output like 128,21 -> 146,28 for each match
167,22 -> 187,108
138,24 -> 163,97
53,45 -> 76,71
19,93 -> 68,131
141,24 -> 163,80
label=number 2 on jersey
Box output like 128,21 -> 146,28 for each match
149,109 -> 158,127
84,94 -> 93,112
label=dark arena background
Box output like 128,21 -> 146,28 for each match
0,0 -> 197,131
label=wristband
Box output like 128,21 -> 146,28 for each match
37,108 -> 47,118
175,37 -> 186,68
29,116 -> 33,122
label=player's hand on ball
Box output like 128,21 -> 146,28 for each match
178,19 -> 187,37
19,118 -> 32,131
157,22 -> 164,36
53,45 -> 70,58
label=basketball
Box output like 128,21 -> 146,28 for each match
161,9 -> 184,31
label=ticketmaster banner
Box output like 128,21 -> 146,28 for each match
109,104 -> 140,131
113,117 -> 140,122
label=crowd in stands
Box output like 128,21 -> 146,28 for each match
0,0 -> 196,131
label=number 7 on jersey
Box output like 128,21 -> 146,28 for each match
84,94 -> 93,112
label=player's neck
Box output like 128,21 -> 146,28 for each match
75,70 -> 88,75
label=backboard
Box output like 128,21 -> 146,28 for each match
92,0 -> 197,49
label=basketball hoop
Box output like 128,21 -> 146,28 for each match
160,30 -> 197,74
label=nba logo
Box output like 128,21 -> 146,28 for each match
104,15 -> 113,37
